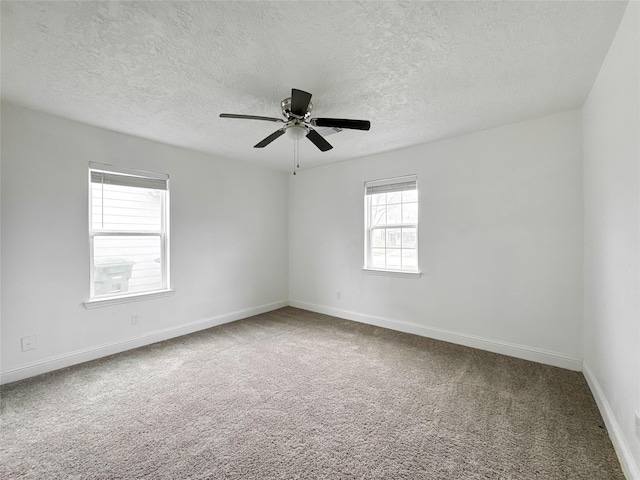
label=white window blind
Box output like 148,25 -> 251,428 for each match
365,178 -> 417,195
364,175 -> 419,273
89,164 -> 170,300
90,171 -> 168,191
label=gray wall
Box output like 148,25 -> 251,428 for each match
1,102 -> 290,382
582,1 -> 640,477
289,110 -> 584,370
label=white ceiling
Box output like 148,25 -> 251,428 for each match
1,1 -> 628,172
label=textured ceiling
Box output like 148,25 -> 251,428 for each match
1,1 -> 629,172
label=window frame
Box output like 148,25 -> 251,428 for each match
85,162 -> 172,307
363,175 -> 422,278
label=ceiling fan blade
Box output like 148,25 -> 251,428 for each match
306,129 -> 333,152
312,118 -> 371,131
254,129 -> 285,148
220,113 -> 284,123
290,89 -> 312,116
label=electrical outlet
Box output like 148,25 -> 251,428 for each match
131,315 -> 140,325
635,412 -> 640,440
336,292 -> 342,300
21,335 -> 37,352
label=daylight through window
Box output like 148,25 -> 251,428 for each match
364,175 -> 418,272
89,164 -> 169,300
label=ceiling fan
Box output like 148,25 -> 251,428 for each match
220,88 -> 371,152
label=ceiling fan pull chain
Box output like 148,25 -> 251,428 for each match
293,141 -> 297,175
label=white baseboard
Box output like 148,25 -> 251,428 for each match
289,300 -> 583,371
0,300 -> 288,385
583,362 -> 640,480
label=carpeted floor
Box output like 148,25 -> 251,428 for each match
0,307 -> 624,479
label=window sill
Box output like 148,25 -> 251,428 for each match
362,268 -> 422,279
83,289 -> 174,309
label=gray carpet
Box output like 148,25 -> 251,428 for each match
0,307 -> 624,479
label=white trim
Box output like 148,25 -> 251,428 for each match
289,300 -> 583,371
83,289 -> 175,308
1,300 -> 288,385
583,362 -> 640,480
362,268 -> 422,278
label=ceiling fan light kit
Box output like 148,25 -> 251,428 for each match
285,124 -> 308,140
220,88 -> 371,173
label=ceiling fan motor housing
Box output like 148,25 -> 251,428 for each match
281,97 -> 313,120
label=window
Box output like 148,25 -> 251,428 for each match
364,175 -> 419,274
88,163 -> 170,302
